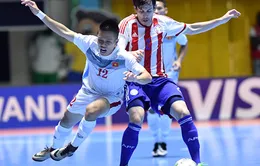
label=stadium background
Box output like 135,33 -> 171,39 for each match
0,0 -> 259,129
0,1 -> 260,166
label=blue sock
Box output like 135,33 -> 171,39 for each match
120,123 -> 141,166
178,115 -> 201,164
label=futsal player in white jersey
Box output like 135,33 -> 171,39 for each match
118,0 -> 240,165
147,0 -> 188,157
21,0 -> 152,162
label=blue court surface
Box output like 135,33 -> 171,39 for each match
0,121 -> 260,166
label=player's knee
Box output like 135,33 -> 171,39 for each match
85,99 -> 109,121
85,107 -> 100,121
170,101 -> 190,120
130,115 -> 143,125
128,107 -> 145,125
172,105 -> 190,120
178,106 -> 190,116
60,120 -> 73,128
60,110 -> 76,128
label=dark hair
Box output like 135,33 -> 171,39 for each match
157,0 -> 166,7
133,0 -> 156,8
99,19 -> 119,38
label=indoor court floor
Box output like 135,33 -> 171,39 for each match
0,120 -> 260,166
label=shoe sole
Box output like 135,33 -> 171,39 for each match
32,156 -> 49,162
152,152 -> 167,157
152,154 -> 167,157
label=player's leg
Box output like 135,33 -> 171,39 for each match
32,109 -> 83,162
32,89 -> 88,162
120,83 -> 149,166
120,103 -> 144,166
70,97 -> 111,148
50,97 -> 111,161
170,100 -> 200,164
158,114 -> 172,156
160,81 -> 201,164
153,71 -> 178,156
147,108 -> 161,157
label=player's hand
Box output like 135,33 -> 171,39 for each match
123,71 -> 137,82
220,9 -> 241,24
172,60 -> 181,71
21,0 -> 40,15
130,50 -> 144,63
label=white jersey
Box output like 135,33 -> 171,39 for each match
119,14 -> 187,77
73,33 -> 144,96
163,34 -> 188,74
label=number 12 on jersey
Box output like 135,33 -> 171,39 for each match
97,68 -> 108,78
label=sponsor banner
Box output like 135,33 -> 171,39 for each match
1,77 -> 259,128
112,77 -> 260,123
0,84 -> 105,129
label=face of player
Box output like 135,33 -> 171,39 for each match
135,3 -> 154,26
155,1 -> 168,15
97,30 -> 118,56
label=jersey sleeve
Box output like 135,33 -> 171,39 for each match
176,34 -> 188,45
73,33 -> 95,54
118,17 -> 131,50
164,16 -> 187,37
123,51 -> 145,75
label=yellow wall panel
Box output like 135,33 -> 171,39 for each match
209,0 -> 231,77
228,0 -> 251,76
171,0 -> 212,78
244,1 -> 260,26
180,34 -> 211,78
111,0 -> 134,18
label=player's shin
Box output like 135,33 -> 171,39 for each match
160,115 -> 172,142
71,118 -> 96,148
52,122 -> 73,149
147,111 -> 161,143
178,115 -> 201,164
120,123 -> 141,166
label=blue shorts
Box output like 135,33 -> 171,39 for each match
126,77 -> 184,116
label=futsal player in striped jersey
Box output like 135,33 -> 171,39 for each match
118,0 -> 240,165
147,0 -> 188,157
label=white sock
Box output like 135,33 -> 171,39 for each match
52,122 -> 73,149
147,111 -> 161,143
71,118 -> 96,147
160,115 -> 172,143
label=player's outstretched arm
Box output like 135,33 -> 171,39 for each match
185,9 -> 241,35
21,0 -> 75,42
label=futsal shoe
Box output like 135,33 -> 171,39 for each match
152,142 -> 160,157
50,143 -> 77,161
32,146 -> 55,162
152,142 -> 168,157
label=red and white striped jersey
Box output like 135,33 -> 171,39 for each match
119,14 -> 187,77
